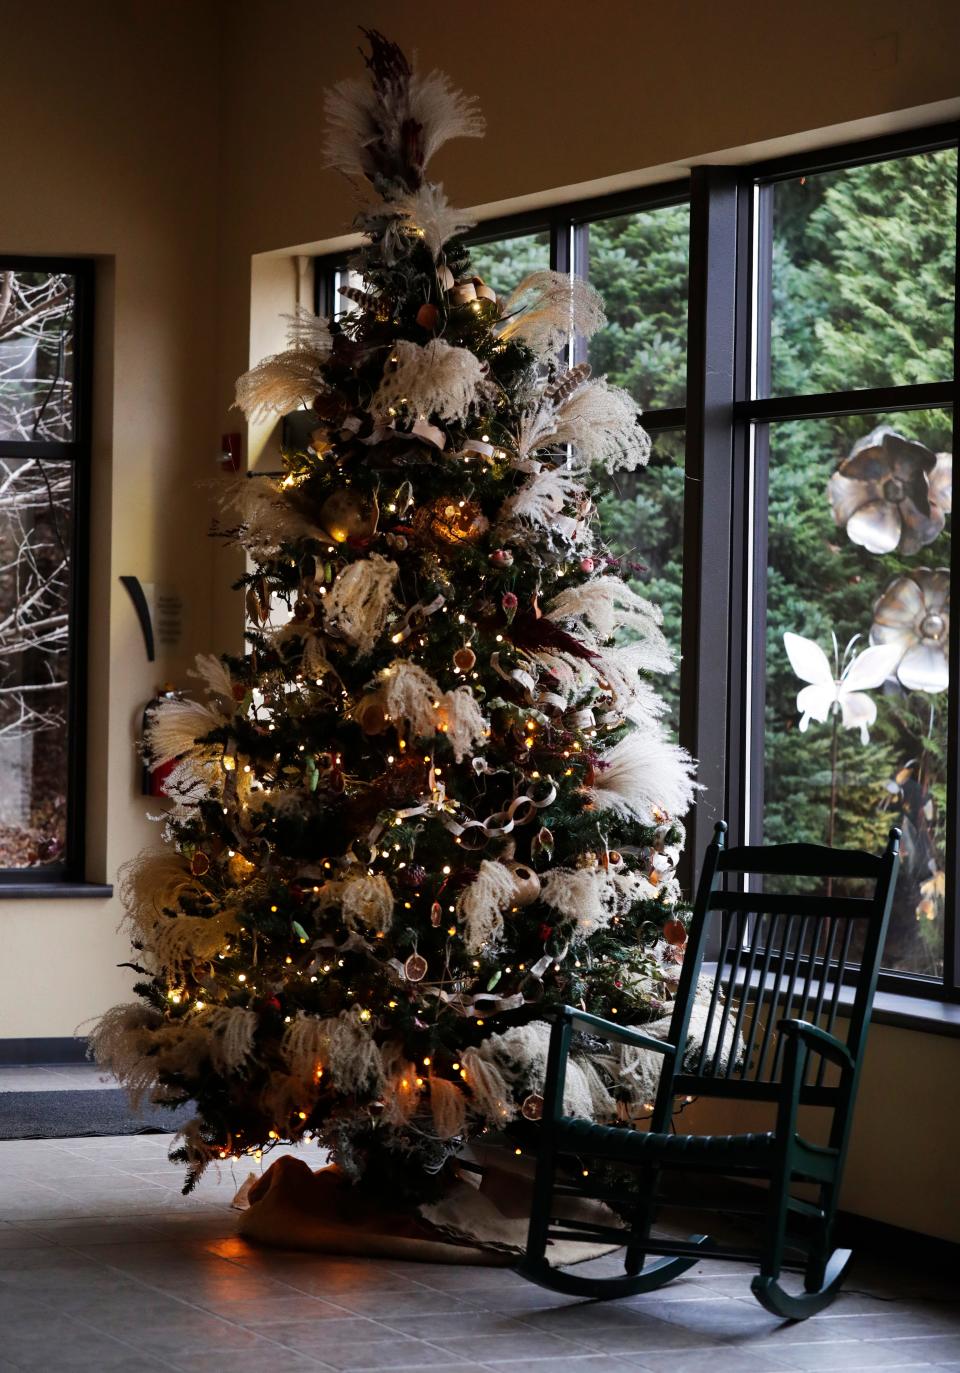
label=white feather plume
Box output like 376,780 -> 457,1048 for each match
283,305 -> 333,354
459,1047 -> 516,1123
374,338 -> 487,422
456,859 -> 517,952
551,378 -> 651,474
587,730 -> 697,823
313,872 -> 395,935
498,271 -> 605,358
435,686 -> 487,763
281,1010 -> 383,1097
323,554 -> 399,656
87,1002 -> 163,1108
281,1012 -> 329,1085
234,349 -> 326,422
429,1075 -> 467,1139
540,866 -> 619,938
202,1006 -> 259,1073
391,184 -> 476,257
223,475 -> 327,557
498,469 -> 586,530
143,698 -> 224,768
373,661 -> 487,757
324,62 -> 483,187
376,660 -> 441,739
189,653 -> 236,705
549,577 -> 663,644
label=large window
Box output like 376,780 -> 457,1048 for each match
314,126 -> 960,1005
459,196 -> 692,735
0,259 -> 92,884
698,130 -> 959,1003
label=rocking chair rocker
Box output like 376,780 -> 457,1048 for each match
518,821 -> 900,1319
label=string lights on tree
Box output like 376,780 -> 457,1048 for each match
91,30 -> 696,1202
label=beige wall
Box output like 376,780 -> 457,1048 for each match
0,0 -> 223,1038
1,0 -> 958,1237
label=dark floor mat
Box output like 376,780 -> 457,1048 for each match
0,1089 -> 193,1139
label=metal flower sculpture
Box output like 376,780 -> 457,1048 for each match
828,426 -> 951,556
870,567 -> 950,694
783,632 -> 902,744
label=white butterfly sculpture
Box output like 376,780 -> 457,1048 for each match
783,632 -> 903,745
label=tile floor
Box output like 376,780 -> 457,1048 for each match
0,1072 -> 958,1372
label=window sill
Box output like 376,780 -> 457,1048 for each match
0,883 -> 113,900
871,990 -> 960,1039
706,960 -> 960,1040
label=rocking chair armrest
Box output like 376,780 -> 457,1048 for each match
777,1019 -> 854,1072
561,1007 -> 678,1057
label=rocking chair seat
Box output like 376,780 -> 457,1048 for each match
555,1116 -> 778,1169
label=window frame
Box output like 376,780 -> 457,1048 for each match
690,124 -> 960,1004
314,127 -> 960,1004
0,255 -> 95,890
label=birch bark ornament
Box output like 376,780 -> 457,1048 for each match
505,861 -> 541,906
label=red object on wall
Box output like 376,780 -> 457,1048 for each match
220,432 -> 242,472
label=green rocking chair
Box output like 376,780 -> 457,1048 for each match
518,821 -> 900,1319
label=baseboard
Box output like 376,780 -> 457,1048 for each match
0,1037 -> 89,1066
835,1210 -> 960,1268
659,1170 -> 959,1267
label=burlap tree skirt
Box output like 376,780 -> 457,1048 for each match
234,1153 -> 618,1266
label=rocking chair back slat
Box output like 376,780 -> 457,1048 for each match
718,842 -> 884,879
696,909 -> 734,1076
725,910 -> 767,1077
752,913 -> 796,1082
739,912 -> 780,1075
663,828 -> 900,1103
709,911 -> 744,1076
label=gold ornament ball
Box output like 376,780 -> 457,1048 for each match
319,488 -> 379,544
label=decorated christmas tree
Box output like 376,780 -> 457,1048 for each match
92,32 -> 695,1201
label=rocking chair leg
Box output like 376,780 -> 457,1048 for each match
624,1164 -> 659,1276
752,1248 -> 853,1320
804,1183 -> 836,1293
524,1139 -> 557,1272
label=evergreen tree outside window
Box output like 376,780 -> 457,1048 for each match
754,149 -> 957,983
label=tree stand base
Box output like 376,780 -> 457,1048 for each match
234,1155 -> 619,1267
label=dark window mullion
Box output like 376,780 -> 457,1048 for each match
640,407 -> 686,432
947,145 -> 960,998
753,121 -> 960,187
0,440 -> 84,462
737,381 -> 954,424
549,213 -> 570,276
679,166 -> 741,889
742,182 -> 770,851
63,262 -> 93,883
